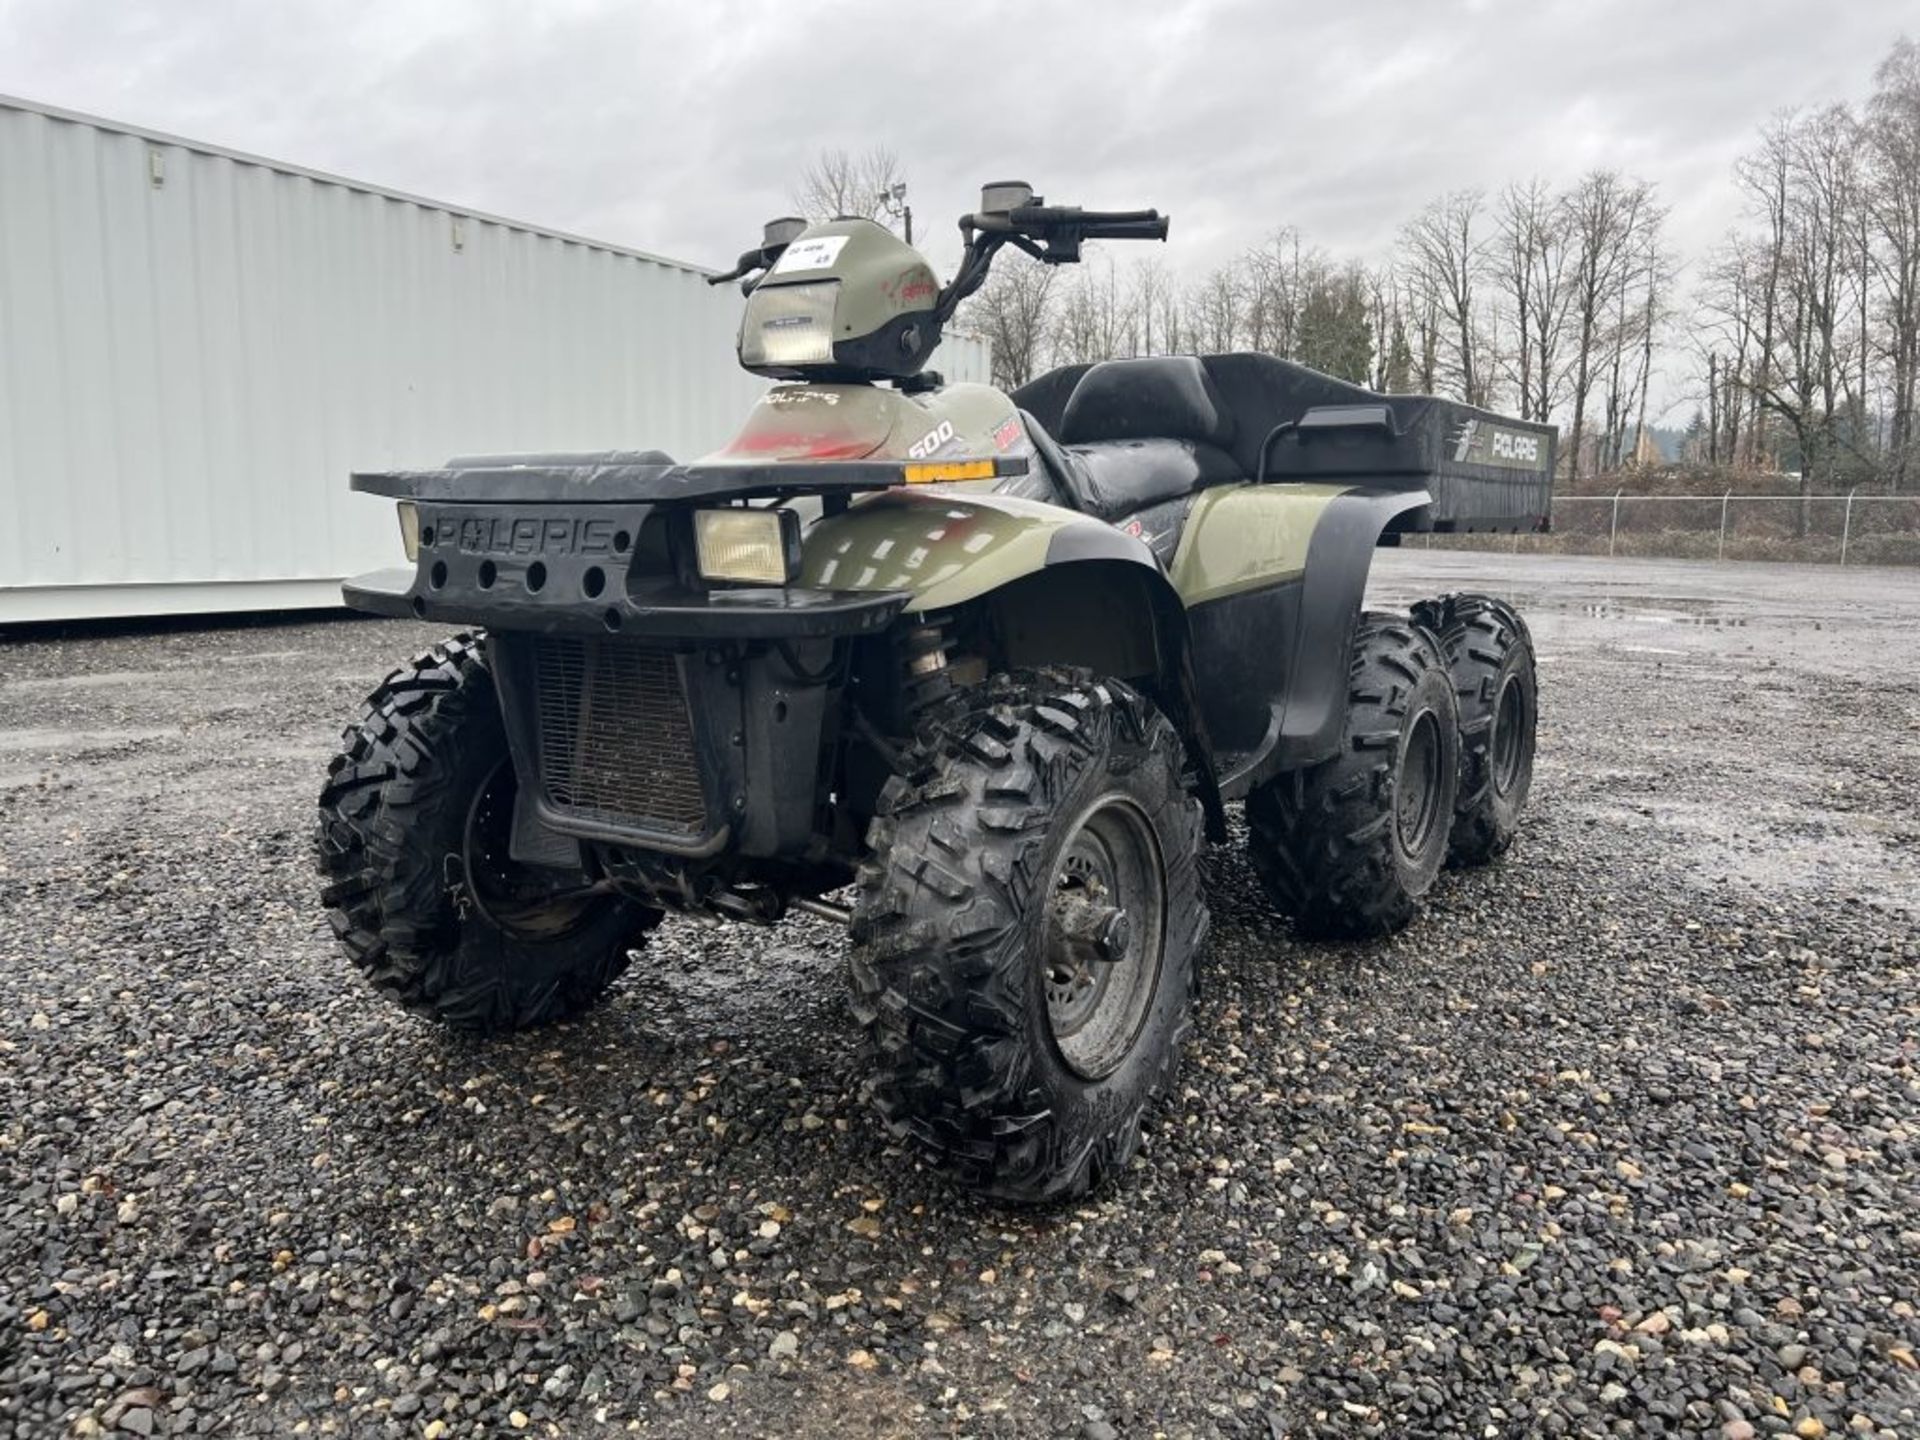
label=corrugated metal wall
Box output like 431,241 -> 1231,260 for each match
0,96 -> 990,621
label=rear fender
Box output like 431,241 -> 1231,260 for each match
1263,487 -> 1435,778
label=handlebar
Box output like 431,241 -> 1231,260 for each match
1081,216 -> 1171,242
1015,207 -> 1169,242
962,204 -> 1169,244
706,248 -> 766,287
933,197 -> 1169,326
1012,206 -> 1161,227
711,191 -> 1169,329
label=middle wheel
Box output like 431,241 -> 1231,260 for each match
1246,611 -> 1461,939
849,668 -> 1209,1203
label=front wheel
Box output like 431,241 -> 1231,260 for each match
849,669 -> 1208,1203
316,634 -> 660,1032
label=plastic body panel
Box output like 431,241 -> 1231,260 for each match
703,381 -> 1029,468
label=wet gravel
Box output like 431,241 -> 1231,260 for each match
2,552 -> 1917,1439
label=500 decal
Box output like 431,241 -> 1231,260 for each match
907,420 -> 956,459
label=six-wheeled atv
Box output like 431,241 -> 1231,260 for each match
318,182 -> 1550,1201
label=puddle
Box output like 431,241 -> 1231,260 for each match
1580,603 -> 1748,628
1575,796 -> 1917,915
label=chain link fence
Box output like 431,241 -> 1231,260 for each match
1414,493 -> 1920,566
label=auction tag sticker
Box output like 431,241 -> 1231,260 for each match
773,235 -> 851,273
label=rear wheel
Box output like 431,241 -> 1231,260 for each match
849,669 -> 1208,1202
1411,593 -> 1537,866
1246,613 -> 1460,939
317,634 -> 659,1032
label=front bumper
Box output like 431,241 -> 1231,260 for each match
343,496 -> 911,862
344,493 -> 908,641
344,561 -> 906,642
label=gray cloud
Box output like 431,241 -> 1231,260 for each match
1,0 -> 1909,291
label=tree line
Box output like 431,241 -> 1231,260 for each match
1695,40 -> 1920,493
793,38 -> 1919,491
965,172 -> 1669,483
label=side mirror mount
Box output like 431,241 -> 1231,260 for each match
762,215 -> 807,248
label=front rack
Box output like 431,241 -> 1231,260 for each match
352,453 -> 1029,506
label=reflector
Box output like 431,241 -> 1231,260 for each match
396,501 -> 421,561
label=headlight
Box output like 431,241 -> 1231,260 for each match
693,507 -> 801,585
739,281 -> 839,368
396,501 -> 421,561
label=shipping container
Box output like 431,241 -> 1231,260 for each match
0,95 -> 990,622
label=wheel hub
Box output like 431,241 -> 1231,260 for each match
1394,709 -> 1445,859
459,758 -> 607,939
1042,797 -> 1166,1081
1492,673 -> 1526,796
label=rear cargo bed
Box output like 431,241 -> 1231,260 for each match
1016,353 -> 1555,535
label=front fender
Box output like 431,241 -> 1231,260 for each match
801,488 -> 1227,838
799,488 -> 1164,612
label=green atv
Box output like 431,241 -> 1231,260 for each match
319,182 -> 1548,1202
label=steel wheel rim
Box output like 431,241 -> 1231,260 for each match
1043,794 -> 1166,1081
461,758 -> 604,939
1395,710 -> 1445,858
1492,673 -> 1526,796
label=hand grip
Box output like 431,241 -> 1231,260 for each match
1006,206 -> 1168,242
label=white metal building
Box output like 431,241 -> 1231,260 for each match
0,96 -> 988,622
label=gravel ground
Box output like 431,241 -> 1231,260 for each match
2,551 -> 1917,1439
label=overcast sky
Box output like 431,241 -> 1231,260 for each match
1,1 -> 1912,341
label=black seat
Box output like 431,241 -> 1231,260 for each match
1029,357 -> 1242,521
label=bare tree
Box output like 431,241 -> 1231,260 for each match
1050,256 -> 1134,366
1407,282 -> 1442,395
1698,236 -> 1769,466
1863,39 -> 1920,489
1129,258 -> 1176,355
1239,230 -> 1304,356
1492,180 -> 1573,423
1627,231 -> 1676,465
791,147 -> 906,226
1187,266 -> 1244,355
1596,189 -> 1670,469
1563,171 -> 1655,479
1362,267 -> 1409,391
1400,190 -> 1491,405
964,255 -> 1058,390
1690,40 -> 1920,493
1728,108 -> 1869,498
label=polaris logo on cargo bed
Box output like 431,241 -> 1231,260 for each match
443,513 -> 621,557
1452,420 -> 1546,472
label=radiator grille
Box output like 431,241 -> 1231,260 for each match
533,638 -> 707,834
